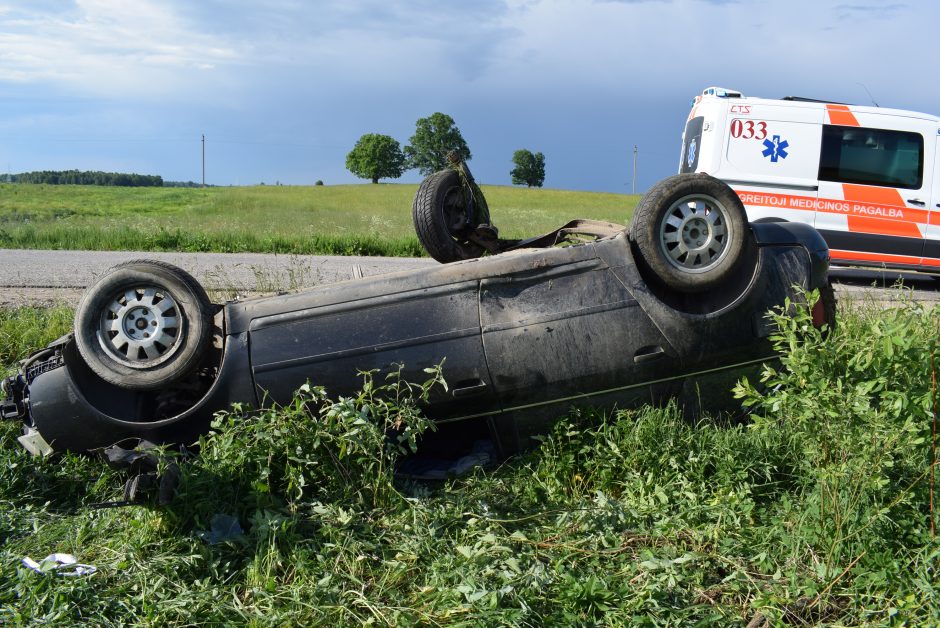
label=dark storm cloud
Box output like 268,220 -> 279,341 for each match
170,0 -> 518,82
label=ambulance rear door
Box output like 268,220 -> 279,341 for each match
680,96 -> 724,175
816,107 -> 931,268
924,134 -> 940,270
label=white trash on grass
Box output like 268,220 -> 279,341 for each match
22,553 -> 97,576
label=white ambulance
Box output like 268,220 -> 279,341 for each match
680,87 -> 940,274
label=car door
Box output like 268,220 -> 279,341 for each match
248,279 -> 497,420
815,110 -> 932,267
479,251 -> 675,416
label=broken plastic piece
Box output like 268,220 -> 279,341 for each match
17,427 -> 52,458
22,553 -> 97,577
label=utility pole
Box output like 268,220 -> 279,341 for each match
201,134 -> 206,188
632,145 -> 638,194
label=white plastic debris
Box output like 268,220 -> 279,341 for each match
22,553 -> 97,577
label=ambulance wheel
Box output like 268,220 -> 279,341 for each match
74,260 -> 213,390
629,173 -> 750,293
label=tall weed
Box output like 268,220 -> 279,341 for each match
735,290 -> 939,619
176,365 -> 444,521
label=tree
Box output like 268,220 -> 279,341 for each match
510,149 -> 546,188
7,169 -> 163,186
404,113 -> 472,175
345,134 -> 406,184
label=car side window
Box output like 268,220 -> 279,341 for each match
818,125 -> 924,189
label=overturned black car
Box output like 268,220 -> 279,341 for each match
2,170 -> 833,456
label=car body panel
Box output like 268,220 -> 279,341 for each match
26,333 -> 255,453
250,279 -> 493,418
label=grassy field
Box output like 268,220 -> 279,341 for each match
0,183 -> 638,256
0,294 -> 938,623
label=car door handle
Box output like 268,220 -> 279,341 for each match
907,198 -> 925,206
634,345 -> 665,363
452,380 -> 488,398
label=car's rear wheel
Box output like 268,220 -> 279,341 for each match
413,169 -> 485,263
74,260 -> 213,390
629,174 -> 750,293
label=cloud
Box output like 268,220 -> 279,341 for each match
178,0 -> 517,85
597,0 -> 736,3
0,0 -> 239,97
0,0 -> 521,99
833,3 -> 907,20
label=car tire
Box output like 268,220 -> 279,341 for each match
413,169 -> 485,263
74,260 -> 213,390
629,173 -> 750,293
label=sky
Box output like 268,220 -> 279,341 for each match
0,0 -> 937,193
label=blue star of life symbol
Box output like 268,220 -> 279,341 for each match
762,135 -> 789,162
686,139 -> 697,168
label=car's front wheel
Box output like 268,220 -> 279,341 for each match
629,173 -> 750,293
74,260 -> 213,390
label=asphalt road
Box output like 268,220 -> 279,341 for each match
0,248 -> 937,307
0,249 -> 435,307
827,266 -> 940,305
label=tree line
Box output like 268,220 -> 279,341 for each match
2,170 -> 164,187
3,118 -> 546,189
346,113 -> 546,187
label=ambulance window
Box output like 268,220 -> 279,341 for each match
819,125 -> 923,189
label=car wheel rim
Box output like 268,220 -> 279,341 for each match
98,287 -> 184,368
441,186 -> 470,242
658,194 -> 733,273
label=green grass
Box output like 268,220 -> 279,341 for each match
0,294 -> 938,623
0,307 -> 73,376
0,183 -> 638,256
